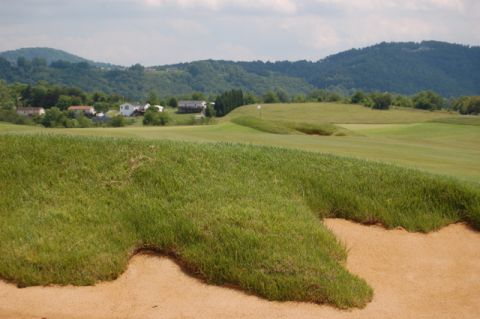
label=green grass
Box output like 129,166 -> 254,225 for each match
232,116 -> 296,134
231,116 -> 349,136
226,103 -> 461,124
164,107 -> 203,125
1,134 -> 479,309
430,116 -> 480,126
2,111 -> 479,183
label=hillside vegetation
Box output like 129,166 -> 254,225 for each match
0,41 -> 479,98
1,134 -> 479,308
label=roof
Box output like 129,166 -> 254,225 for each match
179,100 -> 206,104
68,105 -> 94,110
178,100 -> 207,108
120,103 -> 141,108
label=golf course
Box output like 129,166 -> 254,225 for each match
0,102 -> 479,318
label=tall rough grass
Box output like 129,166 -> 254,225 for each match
0,134 -> 479,308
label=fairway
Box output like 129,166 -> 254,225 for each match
1,103 -> 478,182
225,103 -> 461,124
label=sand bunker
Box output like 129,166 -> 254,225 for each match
1,218 -> 479,319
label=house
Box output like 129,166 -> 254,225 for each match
120,103 -> 164,116
139,103 -> 164,113
178,100 -> 207,113
119,103 -> 141,116
68,105 -> 96,116
138,103 -> 150,113
16,107 -> 46,117
146,104 -> 164,113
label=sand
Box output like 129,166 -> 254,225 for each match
1,218 -> 479,319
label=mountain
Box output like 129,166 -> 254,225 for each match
0,47 -> 118,69
236,41 -> 480,97
0,41 -> 479,99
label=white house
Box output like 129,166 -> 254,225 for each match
149,105 -> 164,112
16,107 -> 46,117
119,103 -> 141,116
178,100 -> 207,113
139,103 -> 150,113
120,103 -> 164,116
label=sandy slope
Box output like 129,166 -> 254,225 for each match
1,219 -> 479,319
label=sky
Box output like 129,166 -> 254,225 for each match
0,0 -> 479,66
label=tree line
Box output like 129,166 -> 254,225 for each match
213,88 -> 480,116
0,79 -> 478,129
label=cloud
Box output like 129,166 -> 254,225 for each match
0,0 -> 478,65
142,0 -> 297,13
310,0 -> 466,11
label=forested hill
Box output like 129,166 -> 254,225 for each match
0,48 -> 118,69
0,41 -> 479,99
235,41 -> 480,97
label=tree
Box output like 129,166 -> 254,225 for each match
128,64 -> 145,72
205,104 -> 216,118
243,93 -> 257,105
93,102 -> 111,113
191,92 -> 206,100
214,89 -> 244,117
453,96 -> 480,115
143,108 -> 171,126
0,80 -> 14,109
41,107 -> 67,127
351,91 -> 366,104
293,95 -> 307,103
413,91 -> 444,110
392,95 -> 414,108
9,83 -> 28,108
56,95 -> 73,110
275,89 -> 289,103
263,91 -> 279,104
168,97 -> 178,108
308,89 -> 343,102
92,91 -> 108,103
110,115 -> 127,127
16,57 -> 31,71
32,58 -> 47,68
147,91 -> 160,105
371,93 -> 392,110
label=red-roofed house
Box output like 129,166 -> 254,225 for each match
68,105 -> 96,116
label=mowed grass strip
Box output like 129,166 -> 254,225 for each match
0,135 -> 479,308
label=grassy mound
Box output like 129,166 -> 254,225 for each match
1,135 -> 479,308
232,116 -> 294,134
231,116 -> 348,136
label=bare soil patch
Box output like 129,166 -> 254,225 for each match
1,218 -> 479,319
